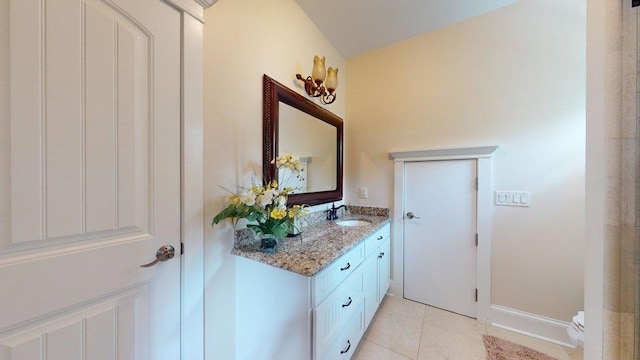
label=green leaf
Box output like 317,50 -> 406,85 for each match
212,204 -> 239,225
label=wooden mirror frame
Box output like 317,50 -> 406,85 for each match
263,74 -> 343,206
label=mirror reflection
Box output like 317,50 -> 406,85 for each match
279,102 -> 337,194
263,74 -> 343,206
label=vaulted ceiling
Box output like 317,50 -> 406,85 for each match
295,0 -> 519,58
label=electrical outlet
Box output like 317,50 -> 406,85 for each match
359,187 -> 368,199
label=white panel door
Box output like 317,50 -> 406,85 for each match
403,160 -> 477,318
0,0 -> 181,359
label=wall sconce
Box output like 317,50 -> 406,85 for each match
296,56 -> 338,105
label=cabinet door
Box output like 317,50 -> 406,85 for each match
362,253 -> 378,327
377,240 -> 391,302
314,269 -> 363,358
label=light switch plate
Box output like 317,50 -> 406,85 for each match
495,191 -> 530,207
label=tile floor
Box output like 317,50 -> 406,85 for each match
352,296 -> 583,360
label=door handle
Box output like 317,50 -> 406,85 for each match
140,245 -> 175,268
406,212 -> 421,219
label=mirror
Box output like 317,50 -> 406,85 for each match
263,75 -> 343,206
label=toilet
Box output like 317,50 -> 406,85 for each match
567,311 -> 584,347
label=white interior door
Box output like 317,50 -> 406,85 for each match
0,0 -> 181,358
403,160 -> 477,318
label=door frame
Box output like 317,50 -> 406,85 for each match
173,1 -> 209,359
389,146 -> 498,323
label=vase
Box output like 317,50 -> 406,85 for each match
259,234 -> 278,253
287,217 -> 301,237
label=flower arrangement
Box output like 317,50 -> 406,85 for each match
212,154 -> 309,242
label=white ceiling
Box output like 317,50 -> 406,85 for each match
295,0 -> 519,58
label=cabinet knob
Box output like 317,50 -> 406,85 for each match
342,297 -> 352,308
377,236 -> 383,241
378,252 -> 385,259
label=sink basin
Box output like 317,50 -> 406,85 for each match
335,219 -> 371,227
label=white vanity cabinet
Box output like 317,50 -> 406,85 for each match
234,220 -> 391,360
362,223 -> 391,327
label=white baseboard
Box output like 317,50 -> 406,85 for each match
490,304 -> 575,348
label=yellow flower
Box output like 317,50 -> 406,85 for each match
274,153 -> 302,172
270,208 -> 287,220
227,194 -> 240,204
288,204 -> 309,219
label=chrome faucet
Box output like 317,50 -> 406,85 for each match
326,203 -> 348,220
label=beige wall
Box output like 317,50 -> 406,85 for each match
203,0 -> 344,358
346,0 -> 585,321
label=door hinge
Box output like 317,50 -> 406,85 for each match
475,233 -> 478,246
180,242 -> 184,255
475,288 -> 478,302
475,177 -> 478,191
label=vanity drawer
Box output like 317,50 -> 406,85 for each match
313,243 -> 364,306
313,270 -> 363,356
317,301 -> 365,360
364,223 -> 390,258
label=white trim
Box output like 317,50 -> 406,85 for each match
389,146 -> 499,161
490,304 -> 575,348
390,146 -> 497,324
475,156 -> 493,323
163,0 -> 205,23
194,0 -> 217,8
180,11 -> 204,360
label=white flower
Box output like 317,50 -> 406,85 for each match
239,192 -> 256,206
264,188 -> 278,199
278,195 -> 287,208
256,188 -> 277,208
256,194 -> 270,208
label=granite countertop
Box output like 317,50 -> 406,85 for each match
231,214 -> 390,277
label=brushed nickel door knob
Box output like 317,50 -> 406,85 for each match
140,245 -> 175,268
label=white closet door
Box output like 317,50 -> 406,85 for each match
0,0 -> 182,358
403,160 -> 477,318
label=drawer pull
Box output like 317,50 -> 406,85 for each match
378,252 -> 385,259
340,340 -> 351,354
341,297 -> 352,308
340,262 -> 351,271
377,236 -> 383,241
